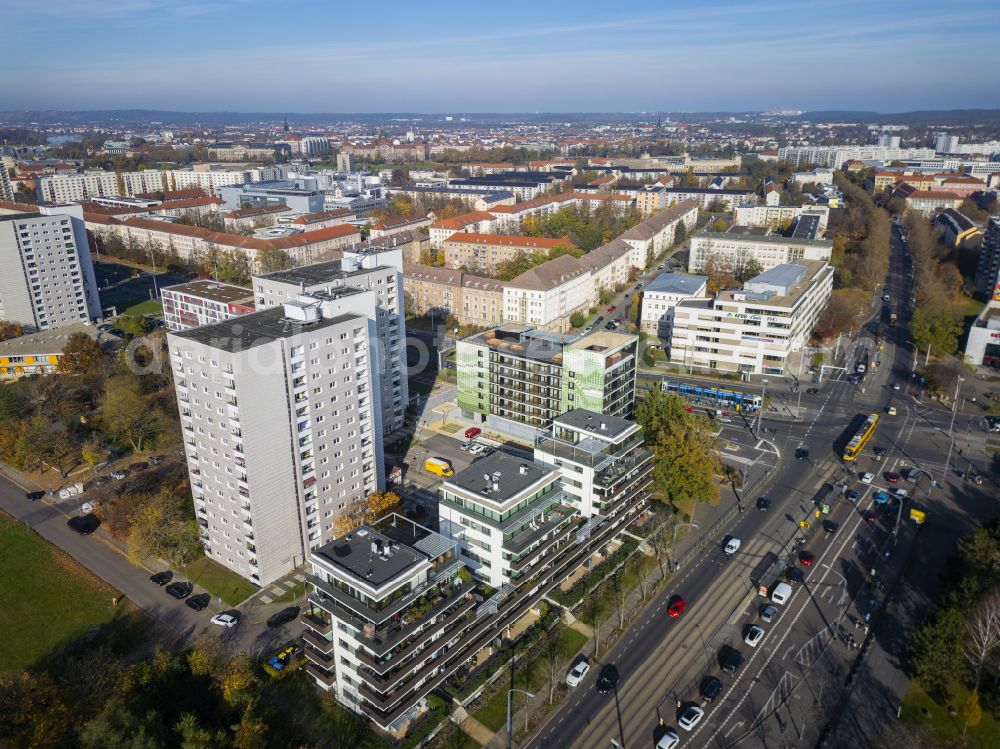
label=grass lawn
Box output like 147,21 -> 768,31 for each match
273,580 -> 306,604
123,299 -> 163,317
473,627 -> 588,732
955,296 -> 987,320
185,556 -> 259,605
902,681 -> 1000,749
0,512 -> 121,672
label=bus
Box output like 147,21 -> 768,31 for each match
889,312 -> 897,327
842,413 -> 879,461
661,380 -> 762,415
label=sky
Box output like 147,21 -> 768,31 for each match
3,0 -> 999,113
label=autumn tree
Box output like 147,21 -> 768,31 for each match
57,332 -> 105,374
101,375 -> 161,452
255,248 -> 291,274
959,690 -> 982,736
814,288 -> 868,339
541,626 -> 564,705
965,588 -> 1000,691
0,320 -> 24,341
81,437 -> 105,473
0,670 -> 72,749
221,654 -> 258,707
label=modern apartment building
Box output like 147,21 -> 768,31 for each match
776,145 -> 935,169
669,261 -> 834,375
456,324 -> 638,439
534,408 -> 652,518
688,225 -> 833,274
161,280 -> 256,333
0,205 -> 101,331
168,291 -> 386,586
252,248 -> 409,433
639,272 -> 709,339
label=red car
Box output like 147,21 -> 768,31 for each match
667,595 -> 686,619
798,551 -> 815,567
864,510 -> 877,526
607,305 -> 617,313
464,427 -> 481,440
886,472 -> 900,483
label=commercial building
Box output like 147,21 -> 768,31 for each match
442,233 -> 574,275
401,264 -> 504,327
168,291 -> 386,586
669,261 -> 834,375
216,180 -> 325,215
534,408 -> 652,519
252,249 -> 409,434
0,323 -> 101,377
161,280 -> 256,333
0,205 -> 101,331
640,272 -> 709,339
975,217 -> 1000,298
688,225 -> 833,274
502,253 -> 593,332
456,324 -> 638,439
964,302 -> 1000,369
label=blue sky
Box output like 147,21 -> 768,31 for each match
3,0 -> 999,112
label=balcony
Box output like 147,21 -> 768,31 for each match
302,629 -> 334,654
305,662 -> 336,688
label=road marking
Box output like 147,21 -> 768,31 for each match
725,720 -> 746,737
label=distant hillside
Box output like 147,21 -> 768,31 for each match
797,109 -> 1000,125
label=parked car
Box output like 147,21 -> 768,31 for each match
744,625 -> 765,648
806,387 -> 819,395
846,490 -> 861,502
148,455 -> 164,465
886,472 -> 900,483
785,566 -> 804,584
186,594 -> 210,611
67,514 -> 100,535
25,491 -> 45,501
864,510 -> 878,526
165,582 -> 192,600
860,472 -> 874,484
719,646 -> 742,674
566,659 -> 590,687
596,664 -> 619,694
266,606 -> 300,628
678,705 -> 705,731
700,675 -> 723,702
760,604 -> 777,623
655,730 -> 680,749
822,519 -> 840,534
607,305 -> 617,313
210,612 -> 240,628
149,571 -> 173,586
873,447 -> 885,461
464,427 -> 481,440
110,470 -> 128,481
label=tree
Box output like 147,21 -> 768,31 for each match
101,376 -> 161,452
58,332 -> 105,374
647,516 -> 676,581
958,689 -> 982,736
0,670 -> 72,749
0,320 -> 23,341
255,248 -> 290,274
232,713 -> 268,749
364,490 -> 401,525
965,589 -> 1000,692
221,654 -> 258,707
910,305 -> 963,358
629,550 -> 650,602
15,416 -> 79,477
187,634 -> 229,679
569,311 -> 587,329
609,568 -> 629,631
81,438 -> 105,473
814,288 -> 868,339
911,607 -> 964,699
674,221 -> 687,244
79,695 -> 169,749
115,315 -> 153,337
542,626 -> 564,705
126,499 -> 201,569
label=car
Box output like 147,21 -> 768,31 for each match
849,373 -> 863,384
186,594 -> 210,611
873,490 -> 890,504
806,387 -> 820,395
864,510 -> 878,526
744,624 -> 766,648
266,606 -> 301,628
883,294 -> 891,302
683,406 -> 695,413
596,664 -> 619,694
822,519 -> 840,534
149,571 -> 173,586
607,305 -> 617,313
906,468 -> 924,483
655,730 -> 680,749
873,447 -> 885,461
25,490 -> 45,501
148,455 -> 164,465
464,427 -> 481,440
724,537 -> 741,555
889,487 -> 908,498
129,462 -> 149,472
700,675 -> 723,703
785,566 -> 804,584
635,282 -> 643,289
566,659 -> 591,687
678,705 -> 705,731
846,490 -> 861,502
886,472 -> 900,483
892,382 -> 901,391
794,447 -> 809,461
798,551 -> 815,567
210,612 -> 240,628
886,406 -> 897,416
165,582 -> 192,600
756,496 -> 771,511
67,514 -> 100,535
719,646 -> 742,674
667,596 -> 686,619
110,470 -> 128,481
459,442 -> 473,452
860,472 -> 874,484
760,604 -> 777,623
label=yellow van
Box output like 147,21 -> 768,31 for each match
425,457 -> 454,477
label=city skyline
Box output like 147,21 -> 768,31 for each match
4,0 -> 999,113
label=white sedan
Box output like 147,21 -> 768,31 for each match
724,537 -> 741,555
566,659 -> 590,687
860,472 -> 874,484
656,730 -> 680,749
210,613 -> 240,628
744,624 -> 766,648
678,705 -> 705,731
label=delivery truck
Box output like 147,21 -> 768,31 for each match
424,457 -> 455,477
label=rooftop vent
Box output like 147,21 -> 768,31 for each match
519,464 -> 528,475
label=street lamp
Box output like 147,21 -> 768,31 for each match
755,378 -> 769,439
942,376 -> 965,484
506,688 -> 534,749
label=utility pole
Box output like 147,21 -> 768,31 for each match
942,376 -> 965,484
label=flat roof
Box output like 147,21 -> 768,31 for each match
173,304 -> 362,352
553,408 -> 636,440
162,279 -> 255,305
446,451 -> 558,504
646,272 -> 708,295
791,213 -> 821,240
693,228 -> 833,248
313,527 -> 426,588
0,323 -> 98,357
256,258 -> 388,286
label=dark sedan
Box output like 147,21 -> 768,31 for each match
67,514 -> 100,535
596,664 -> 620,694
165,582 -> 193,600
266,606 -> 301,628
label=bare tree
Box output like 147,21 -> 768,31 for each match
629,552 -> 650,603
966,588 -> 1000,691
647,516 -> 675,581
541,626 -> 564,705
610,569 -> 629,632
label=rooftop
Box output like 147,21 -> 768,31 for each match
256,257 -> 388,287
313,526 -> 427,588
646,272 -> 709,296
0,323 -> 99,357
553,408 -> 637,441
162,279 -> 255,305
445,451 -> 558,504
790,213 -> 822,240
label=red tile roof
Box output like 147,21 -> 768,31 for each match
431,211 -> 496,230
443,233 -> 574,249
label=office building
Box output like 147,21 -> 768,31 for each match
688,225 -> 833,274
161,280 -> 256,332
0,205 -> 101,331
534,408 -> 653,519
964,302 -> 1000,369
669,261 -> 834,375
216,180 -> 325,215
456,324 -> 638,439
975,217 -> 1000,298
640,272 -> 709,339
252,249 -> 409,433
168,291 -> 386,586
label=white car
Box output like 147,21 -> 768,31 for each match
892,382 -> 901,391
724,537 -> 741,555
565,660 -> 590,687
210,613 -> 239,628
80,501 -> 95,515
860,472 -> 874,484
678,705 -> 705,731
744,624 -> 766,648
656,730 -> 680,749
889,488 -> 908,498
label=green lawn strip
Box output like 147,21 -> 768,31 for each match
0,512 -> 121,672
273,580 -> 306,604
185,556 -> 258,606
902,681 -> 1000,749
122,299 -> 164,317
